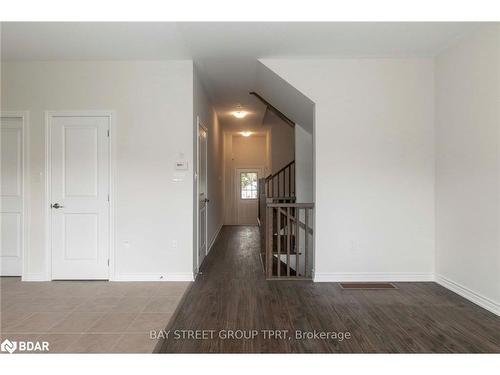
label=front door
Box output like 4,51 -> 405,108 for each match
49,113 -> 110,280
1,115 -> 24,276
198,125 -> 208,268
235,168 -> 262,225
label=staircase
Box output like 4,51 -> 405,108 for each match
258,161 -> 314,279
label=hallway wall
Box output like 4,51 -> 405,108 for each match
262,109 -> 295,173
193,68 -> 225,269
261,58 -> 435,282
1,60 -> 194,281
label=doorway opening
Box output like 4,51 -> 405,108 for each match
192,59 -> 315,280
235,169 -> 262,225
196,119 -> 208,271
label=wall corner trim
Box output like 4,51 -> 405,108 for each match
435,274 -> 500,316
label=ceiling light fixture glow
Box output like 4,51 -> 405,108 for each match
241,131 -> 252,137
232,105 -> 247,119
233,110 -> 247,119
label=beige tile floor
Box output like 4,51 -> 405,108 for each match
0,277 -> 190,353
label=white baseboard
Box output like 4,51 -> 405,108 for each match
21,273 -> 48,282
113,273 -> 194,282
313,272 -> 434,282
435,274 -> 500,316
208,222 -> 223,254
314,272 -> 500,316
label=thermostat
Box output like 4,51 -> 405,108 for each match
175,160 -> 188,170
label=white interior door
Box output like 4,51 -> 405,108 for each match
198,125 -> 208,268
235,168 -> 262,225
1,116 -> 24,276
49,113 -> 110,280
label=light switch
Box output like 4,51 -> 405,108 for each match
175,160 -> 188,170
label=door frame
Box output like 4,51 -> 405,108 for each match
195,117 -> 208,273
0,111 -> 30,279
44,110 -> 116,281
233,166 -> 264,225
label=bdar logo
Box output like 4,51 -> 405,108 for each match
1,339 -> 49,353
1,339 -> 17,354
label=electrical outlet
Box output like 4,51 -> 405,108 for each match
171,240 -> 178,249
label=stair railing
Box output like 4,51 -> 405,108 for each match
266,202 -> 314,279
265,160 -> 295,198
258,159 -> 314,280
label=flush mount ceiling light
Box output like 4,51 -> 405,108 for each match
233,111 -> 247,119
232,105 -> 247,119
241,131 -> 252,137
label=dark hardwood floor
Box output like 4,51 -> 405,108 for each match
157,226 -> 500,353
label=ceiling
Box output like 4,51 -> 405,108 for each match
1,22 -> 483,129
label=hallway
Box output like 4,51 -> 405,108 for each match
157,226 -> 500,353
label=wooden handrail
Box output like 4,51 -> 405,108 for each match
265,160 -> 295,182
276,207 -> 314,235
267,203 -> 314,208
267,197 -> 295,202
249,92 -> 295,128
264,160 -> 295,199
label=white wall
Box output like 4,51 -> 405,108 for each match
193,68 -> 224,270
255,61 -> 315,134
1,61 -> 194,281
262,58 -> 435,281
435,25 -> 500,314
263,110 -> 295,174
295,124 -> 313,204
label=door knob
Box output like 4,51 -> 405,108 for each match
51,203 -> 64,209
